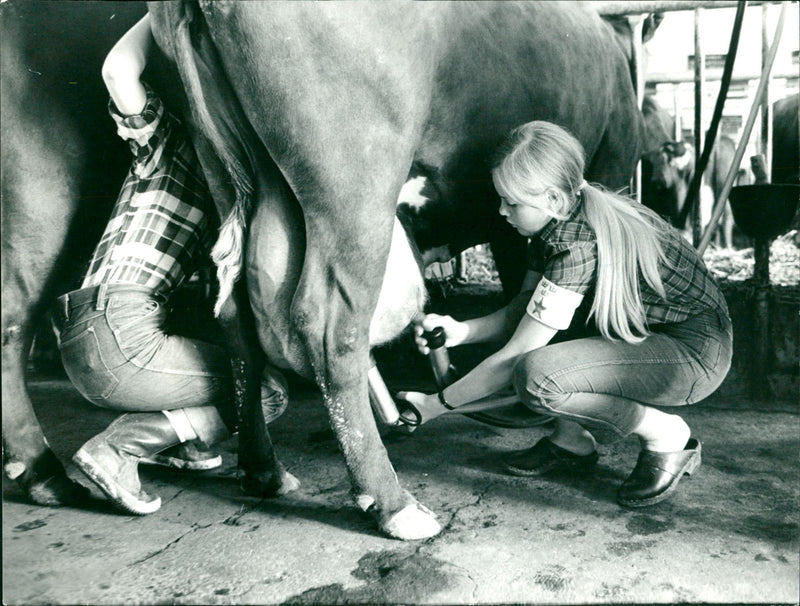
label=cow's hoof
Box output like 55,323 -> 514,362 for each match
242,471 -> 280,497
382,503 -> 442,540
27,474 -> 92,507
6,453 -> 91,507
241,464 -> 299,497
276,469 -> 301,495
11,466 -> 92,507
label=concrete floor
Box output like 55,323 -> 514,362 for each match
3,375 -> 799,605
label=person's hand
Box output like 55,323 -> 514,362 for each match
413,314 -> 468,355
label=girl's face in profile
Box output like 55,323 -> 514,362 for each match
493,174 -> 555,237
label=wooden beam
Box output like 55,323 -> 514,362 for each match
594,1 -> 766,16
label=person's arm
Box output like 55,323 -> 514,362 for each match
439,313 -> 556,404
414,270 -> 543,354
399,312 -> 557,422
102,14 -> 153,116
400,269 -> 588,423
414,309 -> 505,354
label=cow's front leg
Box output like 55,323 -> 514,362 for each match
216,284 -> 298,497
293,217 -> 440,540
2,320 -> 90,506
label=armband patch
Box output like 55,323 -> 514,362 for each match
526,277 -> 584,330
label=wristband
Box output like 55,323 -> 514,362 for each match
437,389 -> 456,410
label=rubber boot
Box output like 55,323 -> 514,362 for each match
140,440 -> 223,471
72,412 -> 185,515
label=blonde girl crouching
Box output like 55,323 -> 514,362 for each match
397,120 -> 733,507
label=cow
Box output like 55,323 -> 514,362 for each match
3,1 -> 643,540
772,93 -> 799,187
0,0 -> 430,516
640,95 -> 737,248
146,0 -> 643,540
771,93 -> 800,238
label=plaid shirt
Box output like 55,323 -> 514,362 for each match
527,199 -> 729,329
82,85 -> 215,294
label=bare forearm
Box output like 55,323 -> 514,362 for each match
461,308 -> 507,345
439,350 -> 517,405
439,314 -> 557,409
102,15 -> 152,115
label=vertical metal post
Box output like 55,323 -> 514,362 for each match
760,3 -> 773,182
630,14 -> 645,204
752,236 -> 771,398
455,251 -> 465,282
692,7 -> 705,245
673,84 -> 682,140
750,1 -> 784,400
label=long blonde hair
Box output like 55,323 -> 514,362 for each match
492,121 -> 668,343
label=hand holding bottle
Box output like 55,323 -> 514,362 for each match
413,313 -> 468,355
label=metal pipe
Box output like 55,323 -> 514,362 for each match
697,1 -> 788,255
752,239 -> 771,397
677,0 -> 747,235
673,85 -> 683,140
693,7 -> 705,245
594,1 -> 767,16
368,355 -> 400,425
761,4 -> 773,181
645,70 -> 798,84
632,14 -> 646,204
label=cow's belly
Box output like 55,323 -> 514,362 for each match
245,188 -> 426,378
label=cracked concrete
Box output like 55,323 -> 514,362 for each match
3,374 -> 799,604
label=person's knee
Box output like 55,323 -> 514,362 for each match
512,353 -> 564,412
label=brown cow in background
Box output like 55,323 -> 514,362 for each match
640,95 -> 738,248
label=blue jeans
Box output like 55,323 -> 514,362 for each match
54,285 -> 286,420
54,285 -> 233,411
512,307 -> 733,443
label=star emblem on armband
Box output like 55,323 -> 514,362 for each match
530,295 -> 548,317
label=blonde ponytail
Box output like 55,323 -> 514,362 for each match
493,121 -> 668,343
582,185 -> 667,342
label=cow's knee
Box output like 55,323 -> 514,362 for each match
291,298 -> 363,383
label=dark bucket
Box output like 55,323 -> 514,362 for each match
728,184 -> 800,240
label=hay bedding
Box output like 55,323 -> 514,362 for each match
703,231 -> 800,287
452,233 -> 800,287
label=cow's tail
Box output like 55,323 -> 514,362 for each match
211,207 -> 247,315
173,1 -> 257,316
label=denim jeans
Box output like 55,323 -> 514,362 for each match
512,307 -> 733,443
54,285 -> 235,412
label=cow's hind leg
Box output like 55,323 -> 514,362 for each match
216,285 -> 298,497
291,185 -> 440,540
1,143 -> 90,507
294,253 -> 439,539
2,316 -> 90,506
152,0 -> 438,539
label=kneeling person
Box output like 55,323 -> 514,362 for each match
55,14 -> 289,515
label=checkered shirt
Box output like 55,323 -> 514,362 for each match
82,85 -> 215,294
527,201 -> 729,328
